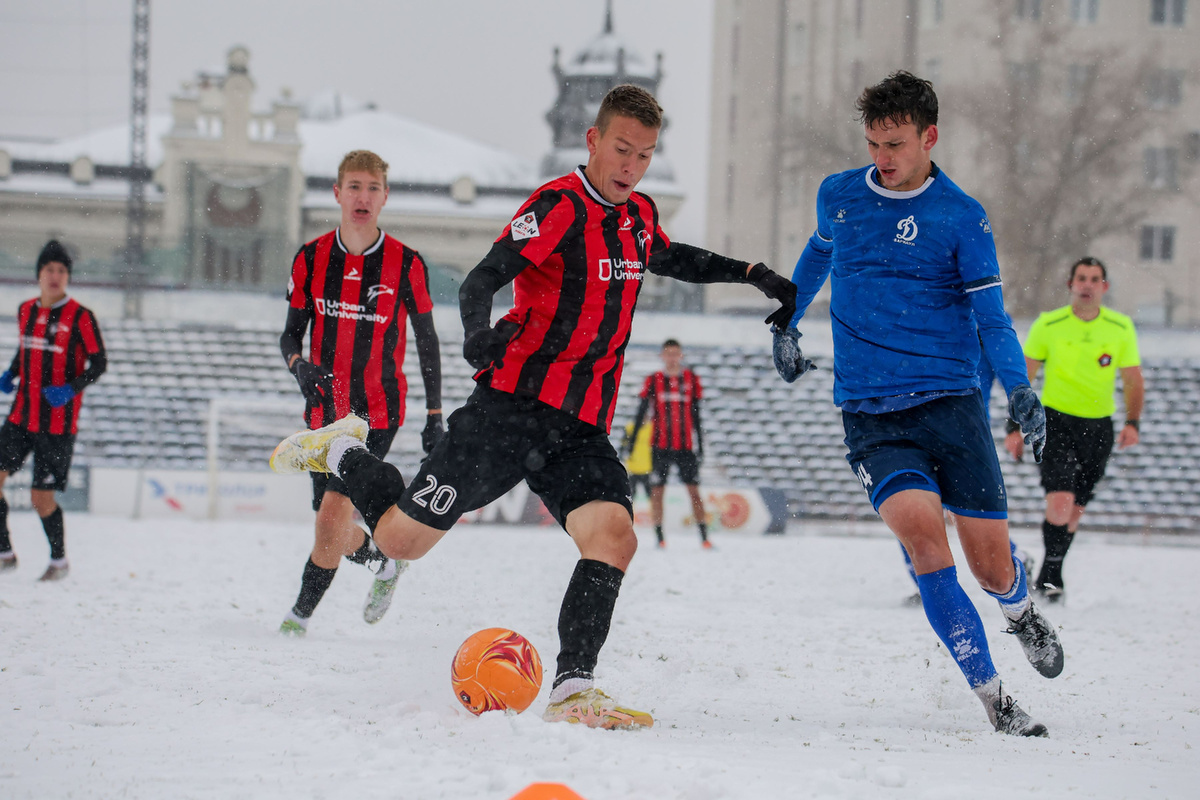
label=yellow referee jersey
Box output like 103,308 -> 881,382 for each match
1023,305 -> 1140,419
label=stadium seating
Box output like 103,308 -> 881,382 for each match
0,319 -> 1194,532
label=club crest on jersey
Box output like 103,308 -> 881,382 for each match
637,229 -> 652,249
511,212 -> 540,241
598,258 -> 644,282
367,284 -> 395,304
980,217 -> 992,234
894,215 -> 919,245
1098,353 -> 1113,367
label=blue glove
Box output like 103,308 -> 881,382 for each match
1008,385 -> 1046,463
42,384 -> 76,408
0,370 -> 14,394
772,326 -> 816,383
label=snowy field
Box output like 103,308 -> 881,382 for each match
1,513 -> 1197,800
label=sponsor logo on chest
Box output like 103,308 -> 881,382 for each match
598,258 -> 645,282
314,297 -> 390,324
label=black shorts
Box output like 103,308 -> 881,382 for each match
312,427 -> 397,511
649,448 -> 701,486
628,472 -> 652,499
0,421 -> 76,491
398,384 -> 632,531
1039,408 -> 1114,506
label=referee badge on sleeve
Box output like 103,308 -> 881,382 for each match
511,212 -> 540,241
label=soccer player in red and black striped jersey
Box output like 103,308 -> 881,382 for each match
0,240 -> 107,581
270,86 -> 796,726
277,150 -> 443,636
627,339 -> 710,548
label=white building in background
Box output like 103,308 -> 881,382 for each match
706,0 -> 1200,326
0,15 -> 685,310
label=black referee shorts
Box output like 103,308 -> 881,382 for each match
397,384 -> 632,531
1039,408 -> 1115,506
312,427 -> 397,511
0,421 -> 76,491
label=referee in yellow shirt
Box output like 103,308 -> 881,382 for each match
1005,257 -> 1144,603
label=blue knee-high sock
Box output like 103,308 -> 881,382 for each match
984,554 -> 1030,617
900,542 -> 918,588
915,566 -> 999,688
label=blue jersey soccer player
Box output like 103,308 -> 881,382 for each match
776,71 -> 1061,736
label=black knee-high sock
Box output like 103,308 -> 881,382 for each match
292,558 -> 337,619
0,496 -> 10,552
336,448 -> 406,531
1037,520 -> 1074,588
345,529 -> 387,571
41,506 -> 65,561
698,521 -> 709,543
553,559 -> 624,688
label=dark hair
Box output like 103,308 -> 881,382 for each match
855,71 -> 938,132
595,84 -> 663,133
37,239 -> 72,275
1069,256 -> 1107,282
662,339 -> 681,350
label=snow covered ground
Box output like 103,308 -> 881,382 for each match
1,513 -> 1197,800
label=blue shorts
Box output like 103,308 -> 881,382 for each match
841,392 -> 1007,519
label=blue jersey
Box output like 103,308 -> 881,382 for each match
790,164 -> 1027,407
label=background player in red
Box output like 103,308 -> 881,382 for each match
278,150 -> 443,636
0,240 -> 106,581
270,85 -> 796,727
626,339 -> 710,548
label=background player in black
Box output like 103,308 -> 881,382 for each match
278,150 -> 443,636
0,240 -> 106,581
271,85 -> 796,727
625,339 -> 710,548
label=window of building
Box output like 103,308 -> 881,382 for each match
922,0 -> 945,26
1015,0 -> 1043,20
1140,225 -> 1176,260
788,22 -> 807,67
1145,69 -> 1184,108
855,0 -> 865,36
731,25 -> 740,77
1067,63 -> 1097,101
1070,0 -> 1099,23
729,97 -> 738,139
1150,0 -> 1187,25
725,164 -> 736,214
1187,131 -> 1200,160
925,58 -> 942,87
1145,147 -> 1179,188
1008,61 -> 1041,99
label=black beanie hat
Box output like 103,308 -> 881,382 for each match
37,240 -> 72,275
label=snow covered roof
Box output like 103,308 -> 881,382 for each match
563,30 -> 658,79
297,110 -> 537,189
0,109 -> 537,191
0,114 -> 172,167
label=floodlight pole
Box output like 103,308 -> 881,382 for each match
124,0 -> 150,319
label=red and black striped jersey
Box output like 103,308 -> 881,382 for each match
488,168 -> 671,432
640,369 -> 703,451
286,229 -> 434,430
6,296 -> 106,435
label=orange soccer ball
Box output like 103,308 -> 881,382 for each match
451,628 -> 543,715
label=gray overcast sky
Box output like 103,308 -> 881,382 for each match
0,0 -> 715,241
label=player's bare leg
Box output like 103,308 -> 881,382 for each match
649,485 -> 666,547
686,484 -> 710,548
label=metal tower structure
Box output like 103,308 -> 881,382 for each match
123,0 -> 150,319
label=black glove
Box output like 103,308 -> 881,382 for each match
421,413 -> 445,454
746,263 -> 798,328
772,325 -> 816,383
1008,385 -> 1046,463
291,359 -> 333,406
463,327 -> 511,371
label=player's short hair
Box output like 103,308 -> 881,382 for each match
856,71 -> 938,133
662,339 -> 682,350
595,84 -> 663,133
1070,256 -> 1107,282
337,150 -> 389,186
